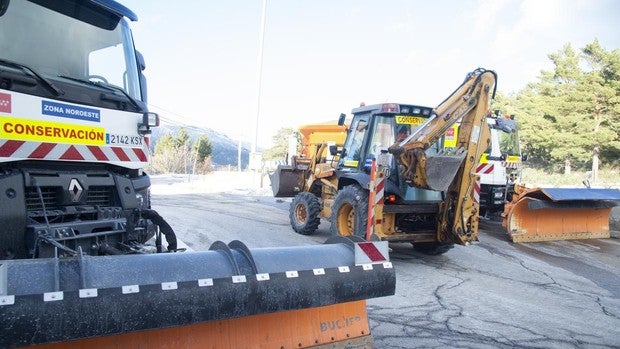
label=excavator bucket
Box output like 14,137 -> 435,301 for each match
503,186 -> 620,243
424,152 -> 467,191
0,238 -> 395,348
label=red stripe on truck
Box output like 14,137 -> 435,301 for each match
60,145 -> 85,160
111,147 -> 130,162
0,140 -> 25,157
133,148 -> 147,162
28,143 -> 55,159
87,145 -> 109,161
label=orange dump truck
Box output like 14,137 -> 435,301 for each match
298,122 -> 348,159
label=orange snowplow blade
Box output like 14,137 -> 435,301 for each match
4,239 -> 395,348
32,301 -> 372,349
503,186 -> 620,243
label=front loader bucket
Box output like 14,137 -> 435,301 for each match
424,152 -> 467,191
503,187 -> 620,243
0,239 -> 395,348
269,164 -> 303,197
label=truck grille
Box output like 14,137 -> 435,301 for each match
87,186 -> 114,206
25,187 -> 58,210
25,186 -> 116,210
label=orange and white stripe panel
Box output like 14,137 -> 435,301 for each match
476,163 -> 494,174
473,178 -> 481,204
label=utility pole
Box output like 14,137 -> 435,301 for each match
250,0 -> 267,171
237,138 -> 242,171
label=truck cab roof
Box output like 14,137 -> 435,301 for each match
89,0 -> 138,21
351,103 -> 433,117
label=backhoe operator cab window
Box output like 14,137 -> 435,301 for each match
341,110 -> 442,169
342,118 -> 368,166
369,115 -> 395,158
371,114 -> 442,164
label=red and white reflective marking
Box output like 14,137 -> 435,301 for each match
476,163 -> 494,174
366,160 -> 387,240
375,175 -> 385,205
373,174 -> 385,226
354,241 -> 390,265
0,139 -> 148,163
502,161 -> 519,169
366,160 -> 377,240
473,177 -> 481,204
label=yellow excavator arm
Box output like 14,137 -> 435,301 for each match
388,68 -> 497,244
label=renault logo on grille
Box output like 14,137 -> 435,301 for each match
68,179 -> 83,202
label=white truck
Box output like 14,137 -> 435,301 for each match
444,111 -> 524,216
0,0 -> 164,259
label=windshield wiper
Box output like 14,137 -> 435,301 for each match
58,75 -> 142,111
0,58 -> 64,96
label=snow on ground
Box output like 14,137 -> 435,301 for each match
150,171 -> 273,196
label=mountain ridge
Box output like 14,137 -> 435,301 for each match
151,125 -> 260,169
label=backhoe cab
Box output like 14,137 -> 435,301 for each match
332,103 -> 447,241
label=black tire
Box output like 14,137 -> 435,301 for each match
289,192 -> 321,235
330,185 -> 369,238
413,242 -> 454,255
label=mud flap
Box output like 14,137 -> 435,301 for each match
0,240 -> 395,348
503,187 -> 620,243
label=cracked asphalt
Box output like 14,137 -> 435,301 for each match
151,175 -> 620,349
369,222 -> 620,348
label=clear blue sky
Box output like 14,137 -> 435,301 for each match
122,0 -> 620,148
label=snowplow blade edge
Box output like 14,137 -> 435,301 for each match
503,187 -> 620,243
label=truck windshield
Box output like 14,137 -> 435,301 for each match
498,129 -> 520,156
0,0 -> 142,101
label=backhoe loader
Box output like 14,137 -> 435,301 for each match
0,1 -> 395,347
272,68 -> 498,254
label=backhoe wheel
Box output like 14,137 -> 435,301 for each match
289,192 -> 321,235
413,242 -> 454,255
330,185 -> 369,238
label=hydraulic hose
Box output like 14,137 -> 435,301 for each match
141,209 -> 178,251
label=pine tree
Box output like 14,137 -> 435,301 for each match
511,40 -> 620,179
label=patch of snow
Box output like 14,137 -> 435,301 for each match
150,171 -> 273,196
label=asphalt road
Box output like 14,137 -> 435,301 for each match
151,176 -> 620,349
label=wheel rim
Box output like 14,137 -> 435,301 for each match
294,204 -> 307,224
336,203 -> 354,236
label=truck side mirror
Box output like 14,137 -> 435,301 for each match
136,50 -> 146,71
136,50 -> 148,103
338,113 -> 346,126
